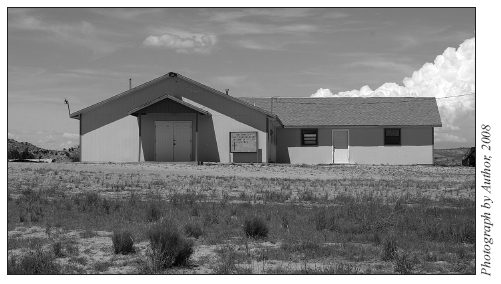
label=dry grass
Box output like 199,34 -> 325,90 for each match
7,162 -> 475,274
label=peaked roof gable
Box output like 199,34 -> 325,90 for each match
128,95 -> 212,116
239,97 -> 442,127
70,72 -> 279,121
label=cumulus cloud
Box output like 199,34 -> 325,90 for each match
37,135 -> 57,144
311,38 -> 475,148
63,133 -> 79,139
311,88 -> 334,97
143,32 -> 217,54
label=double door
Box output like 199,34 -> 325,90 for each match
155,121 -> 192,162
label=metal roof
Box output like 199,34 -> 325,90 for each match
239,97 -> 442,127
128,95 -> 211,116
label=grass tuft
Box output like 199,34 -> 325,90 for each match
112,230 -> 135,255
184,222 -> 204,239
147,219 -> 194,271
394,253 -> 414,274
382,234 -> 398,261
145,202 -> 163,222
7,247 -> 60,274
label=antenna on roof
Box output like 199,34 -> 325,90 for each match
64,98 -> 71,117
225,89 -> 229,95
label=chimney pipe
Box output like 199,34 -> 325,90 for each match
225,89 -> 229,95
129,78 -> 132,90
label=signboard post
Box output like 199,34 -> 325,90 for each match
230,132 -> 259,162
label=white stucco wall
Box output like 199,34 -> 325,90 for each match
350,145 -> 434,165
81,115 -> 139,162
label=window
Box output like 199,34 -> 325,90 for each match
301,129 -> 318,146
384,128 -> 401,145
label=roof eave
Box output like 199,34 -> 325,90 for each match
283,124 -> 443,128
128,94 -> 212,116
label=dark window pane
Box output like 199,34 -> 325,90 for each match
302,129 -> 318,146
384,129 -> 401,145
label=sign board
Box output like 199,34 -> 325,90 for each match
230,132 -> 258,153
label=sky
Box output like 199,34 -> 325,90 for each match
7,7 -> 475,150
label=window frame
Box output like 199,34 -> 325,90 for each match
384,128 -> 401,146
301,129 -> 318,146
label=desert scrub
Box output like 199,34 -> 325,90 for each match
145,202 -> 163,222
147,219 -> 194,271
112,230 -> 135,255
243,216 -> 269,239
7,247 -> 60,274
212,245 -> 251,274
394,253 -> 414,274
382,234 -> 398,261
184,222 -> 204,239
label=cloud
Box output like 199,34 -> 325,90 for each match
63,133 -> 79,139
90,8 -> 163,20
37,135 -> 57,144
211,75 -> 247,87
60,140 -> 75,149
207,8 -> 314,23
346,58 -> 415,75
8,10 -> 120,56
310,38 -> 475,147
311,88 -> 334,97
143,32 -> 217,54
233,39 -> 285,51
321,11 -> 351,19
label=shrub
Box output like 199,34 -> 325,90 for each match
112,230 -> 135,255
52,242 -> 64,258
184,222 -> 204,239
21,148 -> 35,159
7,247 -> 60,274
94,260 -> 112,272
243,216 -> 269,239
382,234 -> 398,261
312,210 -> 327,231
212,245 -> 244,274
146,202 -> 162,222
147,219 -> 194,270
372,231 -> 382,246
394,253 -> 413,274
8,149 -> 21,159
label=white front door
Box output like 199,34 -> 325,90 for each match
155,121 -> 174,162
173,121 -> 192,162
333,130 -> 349,164
155,121 -> 192,162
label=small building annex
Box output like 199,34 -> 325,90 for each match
70,72 -> 442,165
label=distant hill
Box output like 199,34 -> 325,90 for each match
7,139 -> 79,162
434,147 -> 472,166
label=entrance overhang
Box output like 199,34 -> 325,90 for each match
128,94 -> 211,116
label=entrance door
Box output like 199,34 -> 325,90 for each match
332,130 -> 349,164
155,121 -> 174,161
173,121 -> 192,162
155,121 -> 192,162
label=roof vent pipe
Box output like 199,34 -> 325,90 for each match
129,78 -> 132,90
225,89 -> 229,95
